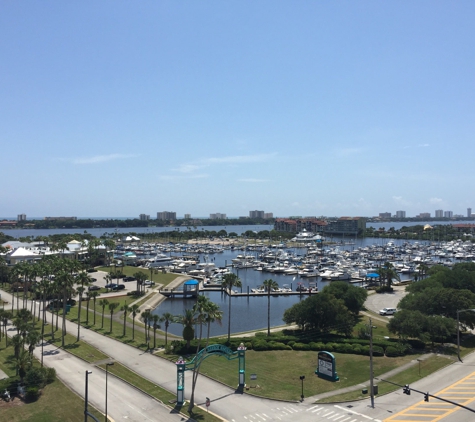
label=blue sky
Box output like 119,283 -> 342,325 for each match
1,1 -> 474,219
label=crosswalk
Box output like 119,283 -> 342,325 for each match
233,404 -> 382,422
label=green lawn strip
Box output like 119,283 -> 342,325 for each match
97,265 -> 178,286
317,354 -> 454,403
182,350 -> 422,401
0,338 -> 105,422
44,332 -> 110,363
97,361 -> 221,422
65,306 -> 153,350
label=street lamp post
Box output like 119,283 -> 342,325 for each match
457,309 -> 475,362
85,370 -> 92,422
105,362 -> 114,422
299,375 -> 305,401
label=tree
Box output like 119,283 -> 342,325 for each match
108,302 -> 119,333
322,281 -> 367,315
99,299 -> 109,329
379,261 -> 400,288
180,309 -> 195,349
222,273 -> 242,342
204,302 -> 222,347
85,291 -> 92,325
260,279 -> 279,336
130,304 -> 140,340
161,312 -> 175,346
121,303 -> 129,337
76,286 -> 86,341
151,314 -> 161,349
90,291 -> 100,325
387,309 -> 428,341
141,309 -> 152,348
134,271 -> 147,294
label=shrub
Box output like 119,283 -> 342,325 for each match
245,342 -> 253,350
253,341 -> 269,351
372,346 -> 384,356
385,346 -> 402,357
25,367 -> 47,389
45,367 -> 56,384
352,344 -> 362,354
268,341 -> 292,351
292,342 -> 310,351
287,340 -> 296,348
309,342 -> 320,351
25,386 -> 41,402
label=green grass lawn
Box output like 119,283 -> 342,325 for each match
183,349 -> 425,401
319,354 -> 453,403
0,337 -> 105,422
97,265 -> 178,286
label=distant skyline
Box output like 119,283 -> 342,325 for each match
1,2 -> 474,218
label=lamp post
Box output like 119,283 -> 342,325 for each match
457,309 -> 475,362
85,370 -> 92,422
369,318 -> 375,408
299,375 -> 305,401
105,362 -> 114,422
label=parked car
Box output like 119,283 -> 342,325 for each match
88,285 -> 101,291
90,278 -> 97,282
123,276 -> 136,282
87,268 -> 96,273
144,280 -> 155,286
112,284 -> 125,291
379,307 -> 397,316
105,283 -> 118,289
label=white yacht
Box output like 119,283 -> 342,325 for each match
291,229 -> 325,242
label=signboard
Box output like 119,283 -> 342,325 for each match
250,374 -> 257,380
316,351 -> 339,381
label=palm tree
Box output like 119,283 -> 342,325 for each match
85,291 -> 92,325
161,312 -> 175,346
130,304 -> 140,340
121,303 -> 129,337
379,261 -> 400,288
134,271 -> 147,295
222,273 -> 242,342
151,314 -> 161,349
76,286 -> 86,341
26,330 -> 40,357
56,269 -> 75,347
180,309 -> 195,349
15,349 -> 31,382
141,309 -> 151,348
90,291 -> 100,325
204,302 -> 222,347
1,310 -> 12,346
108,302 -> 119,333
99,299 -> 109,329
260,279 -> 279,336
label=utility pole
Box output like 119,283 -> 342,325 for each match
369,318 -> 375,408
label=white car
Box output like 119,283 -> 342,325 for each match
379,307 -> 397,316
144,280 -> 155,286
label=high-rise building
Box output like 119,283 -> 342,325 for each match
435,210 -> 443,218
210,213 -> 226,219
264,212 -> 273,219
444,211 -> 453,218
139,214 -> 150,221
157,211 -> 176,220
418,213 -> 431,219
249,210 -> 264,218
17,214 -> 26,221
379,212 -> 391,219
395,210 -> 406,218
184,214 -> 191,219
468,208 -> 472,218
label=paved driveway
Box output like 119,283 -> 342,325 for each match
365,286 -> 408,315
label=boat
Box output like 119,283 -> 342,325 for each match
291,229 -> 325,243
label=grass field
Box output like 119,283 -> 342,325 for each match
0,337 -> 105,422
97,265 -> 178,287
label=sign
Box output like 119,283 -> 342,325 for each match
206,397 -> 210,408
250,374 -> 257,380
315,351 -> 339,382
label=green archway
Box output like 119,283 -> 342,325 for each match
175,343 -> 247,405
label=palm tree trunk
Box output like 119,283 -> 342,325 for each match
77,296 -> 82,341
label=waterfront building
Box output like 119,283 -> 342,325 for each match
418,213 -> 431,219
17,214 -> 26,221
210,213 -> 226,219
264,212 -> 273,218
379,212 -> 391,219
395,210 -> 406,218
468,208 -> 472,218
444,211 -> 453,218
324,217 -> 366,236
249,210 -> 264,219
435,210 -> 443,218
184,213 -> 191,219
139,214 -> 150,221
274,217 -> 326,234
157,211 -> 176,221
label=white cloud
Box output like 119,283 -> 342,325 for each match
72,153 -> 139,164
392,196 -> 412,207
205,153 -> 277,164
429,197 -> 443,204
173,164 -> 203,173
